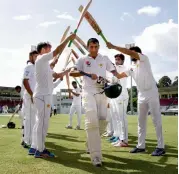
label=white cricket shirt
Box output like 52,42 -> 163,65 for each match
112,65 -> 129,100
75,54 -> 115,92
23,63 -> 35,98
72,87 -> 82,106
125,53 -> 157,93
33,52 -> 54,97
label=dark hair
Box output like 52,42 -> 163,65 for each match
26,60 -> 31,64
114,54 -> 125,61
87,38 -> 99,47
29,50 -> 38,57
15,86 -> 21,90
37,42 -> 51,53
72,81 -> 77,85
129,46 -> 142,53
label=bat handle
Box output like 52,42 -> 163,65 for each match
68,29 -> 78,47
99,32 -> 108,43
79,71 -> 92,78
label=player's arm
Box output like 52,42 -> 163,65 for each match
23,66 -> 33,96
111,70 -> 128,79
106,42 -> 140,60
23,79 -> 33,96
53,68 -> 71,79
69,90 -> 80,97
53,79 -> 62,89
53,33 -> 76,58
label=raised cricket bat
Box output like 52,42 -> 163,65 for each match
64,50 -> 72,69
79,5 -> 108,43
56,26 -> 71,59
73,40 -> 86,55
61,26 -> 70,43
71,49 -> 79,59
68,0 -> 92,47
71,32 -> 88,51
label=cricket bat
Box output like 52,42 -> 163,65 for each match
79,5 -> 108,43
72,40 -> 86,55
71,32 -> 88,51
68,0 -> 92,47
56,26 -> 71,59
71,49 -> 79,59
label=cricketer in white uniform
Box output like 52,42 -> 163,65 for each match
15,85 -> 25,145
23,51 -> 38,148
29,33 -> 76,158
66,81 -> 82,130
109,54 -> 129,147
70,38 -> 122,167
107,43 -> 165,156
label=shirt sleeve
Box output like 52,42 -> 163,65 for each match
139,53 -> 148,62
38,52 -> 54,63
53,79 -> 61,89
75,58 -> 84,71
124,67 -> 132,77
105,56 -> 115,72
23,66 -> 31,79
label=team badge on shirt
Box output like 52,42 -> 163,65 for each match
86,61 -> 91,67
99,63 -> 103,68
47,104 -> 51,108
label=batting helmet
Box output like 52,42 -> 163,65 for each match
104,83 -> 122,99
7,122 -> 16,129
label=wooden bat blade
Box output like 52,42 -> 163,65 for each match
73,40 -> 86,55
76,0 -> 92,30
60,26 -> 70,43
64,50 -> 72,69
79,5 -> 101,34
71,49 -> 79,59
71,32 -> 88,51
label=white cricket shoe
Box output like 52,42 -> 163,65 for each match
92,157 -> 102,167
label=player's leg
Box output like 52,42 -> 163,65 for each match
30,96 -> 46,157
30,103 -> 36,145
115,98 -> 129,147
149,96 -> 165,156
75,106 -> 82,129
41,95 -> 54,157
130,101 -> 148,153
24,98 -> 31,147
109,99 -> 120,144
67,105 -> 76,128
83,92 -> 101,166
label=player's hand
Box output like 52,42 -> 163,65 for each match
91,74 -> 98,80
106,42 -> 115,49
68,89 -> 72,92
69,33 -> 76,41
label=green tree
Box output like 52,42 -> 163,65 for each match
172,76 -> 178,86
158,76 -> 172,88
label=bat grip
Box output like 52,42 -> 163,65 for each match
79,71 -> 92,78
99,32 -> 108,43
68,29 -> 78,47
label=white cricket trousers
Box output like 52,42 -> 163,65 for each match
18,105 -> 25,142
110,98 -> 129,142
31,95 -> 52,152
69,105 -> 81,127
106,106 -> 114,135
83,91 -> 108,161
23,97 -> 35,145
137,89 -> 164,149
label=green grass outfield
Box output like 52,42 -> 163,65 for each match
0,115 -> 178,174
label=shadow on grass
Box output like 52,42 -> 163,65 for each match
42,141 -> 178,174
47,133 -> 85,143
